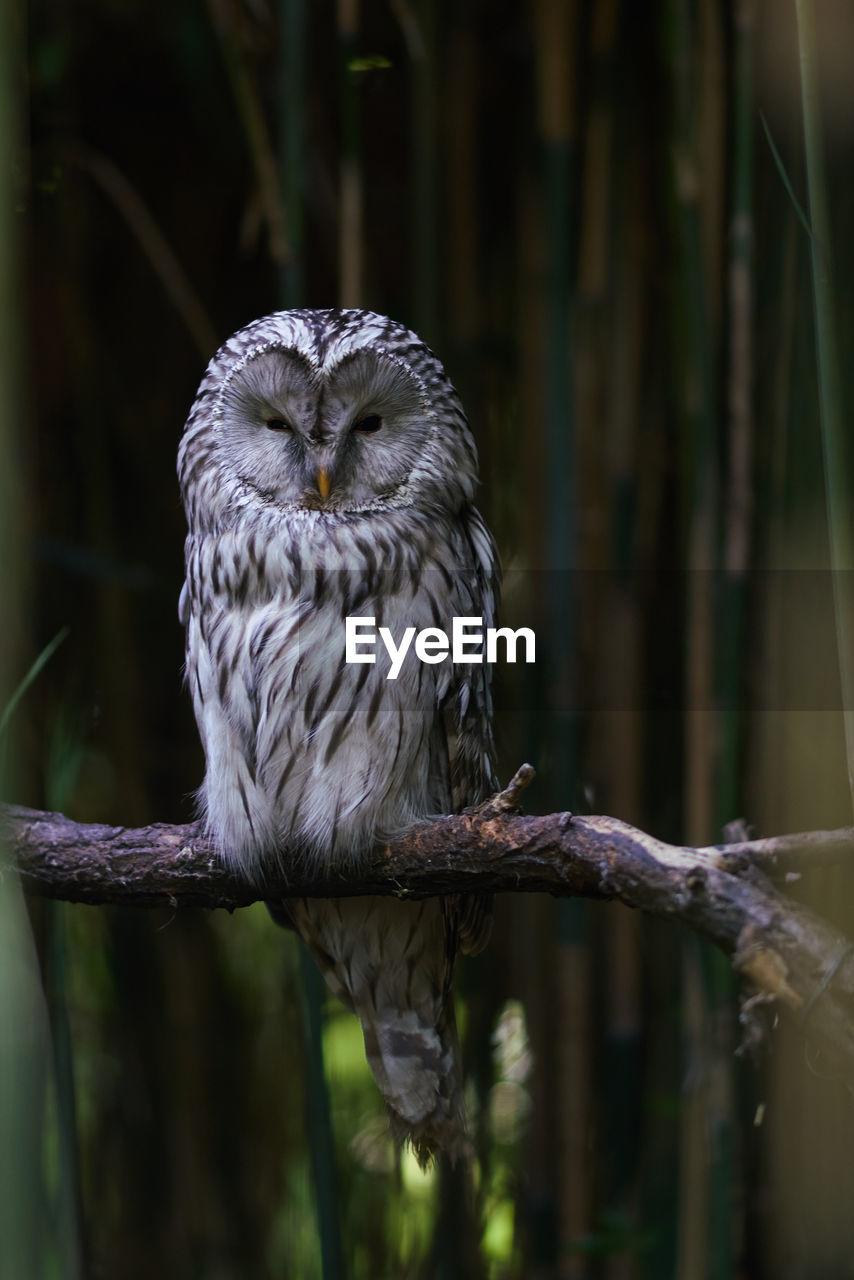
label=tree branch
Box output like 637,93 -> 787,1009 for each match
4,764 -> 854,1081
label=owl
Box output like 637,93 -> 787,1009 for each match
178,308 -> 499,1164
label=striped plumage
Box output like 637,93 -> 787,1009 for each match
178,308 -> 498,1163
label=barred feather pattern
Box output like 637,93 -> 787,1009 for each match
178,308 -> 499,1164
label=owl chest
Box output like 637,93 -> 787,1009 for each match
188,523 -> 461,856
244,577 -> 443,753
212,572 -> 443,786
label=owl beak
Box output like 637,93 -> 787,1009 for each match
317,467 -> 331,501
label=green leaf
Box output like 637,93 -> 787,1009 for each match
760,110 -> 813,240
0,627 -> 70,744
347,54 -> 392,74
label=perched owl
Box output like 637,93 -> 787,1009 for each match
178,308 -> 499,1164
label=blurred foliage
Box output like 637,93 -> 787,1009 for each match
6,0 -> 854,1276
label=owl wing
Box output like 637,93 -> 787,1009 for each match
178,580 -> 190,626
442,504 -> 500,809
438,505 -> 500,957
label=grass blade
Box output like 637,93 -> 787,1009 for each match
759,110 -> 812,241
0,626 -> 70,744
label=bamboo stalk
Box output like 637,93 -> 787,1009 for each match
720,0 -> 755,824
60,145 -> 218,358
338,0 -> 362,307
597,14 -> 644,1275
446,14 -> 478,370
0,4 -> 52,1274
699,7 -> 758,1277
279,0 -> 305,305
515,89 -> 557,1280
669,6 -> 711,1275
298,947 -> 346,1280
666,1 -> 732,1275
208,0 -> 289,268
410,0 -> 438,341
533,1 -> 585,1272
794,0 -> 854,817
44,902 -> 86,1279
273,8 -> 345,1275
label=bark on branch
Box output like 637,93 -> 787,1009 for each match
4,764 -> 854,1081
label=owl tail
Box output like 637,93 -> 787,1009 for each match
359,991 -> 468,1168
286,896 -> 469,1166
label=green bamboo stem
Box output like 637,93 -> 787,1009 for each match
298,947 -> 346,1280
338,0 -> 362,307
410,0 -> 438,341
279,0 -> 305,305
45,903 -> 85,1279
794,0 -> 854,817
274,7 -> 344,1275
703,7 -> 757,1279
598,12 -> 644,1270
668,7 -> 714,1276
719,0 -> 754,822
535,0 -> 586,1267
667,2 -> 736,1277
0,5 -> 51,1274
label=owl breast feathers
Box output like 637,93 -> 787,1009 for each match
178,308 -> 499,1164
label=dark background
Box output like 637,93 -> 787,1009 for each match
4,0 -> 854,1276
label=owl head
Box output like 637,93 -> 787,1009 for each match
178,309 -> 480,532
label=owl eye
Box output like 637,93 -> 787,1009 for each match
352,414 -> 382,434
265,418 -> 293,432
